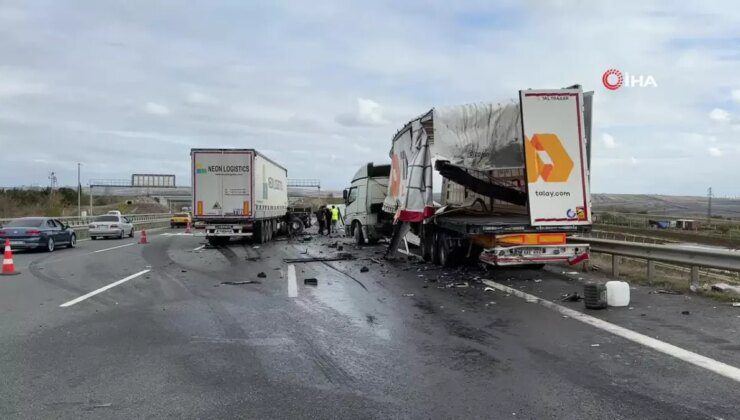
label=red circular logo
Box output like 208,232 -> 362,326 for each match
602,69 -> 623,90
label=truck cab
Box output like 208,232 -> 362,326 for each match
343,162 -> 393,245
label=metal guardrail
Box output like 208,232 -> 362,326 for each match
0,213 -> 173,228
570,237 -> 740,286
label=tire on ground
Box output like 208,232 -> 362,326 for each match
288,217 -> 305,236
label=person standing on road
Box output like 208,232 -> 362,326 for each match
331,205 -> 342,233
324,207 -> 333,234
316,208 -> 326,235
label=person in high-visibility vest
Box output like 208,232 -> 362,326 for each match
330,206 -> 341,233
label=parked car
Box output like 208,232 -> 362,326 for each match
170,212 -> 191,228
0,217 -> 76,252
89,214 -> 134,239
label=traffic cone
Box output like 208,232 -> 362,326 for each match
185,222 -> 192,234
139,229 -> 149,244
1,239 -> 20,276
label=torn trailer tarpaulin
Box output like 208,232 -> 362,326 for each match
434,160 -> 527,206
382,102 -> 524,222
382,93 -> 593,223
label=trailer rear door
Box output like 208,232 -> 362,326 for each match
192,150 -> 253,218
520,89 -> 591,226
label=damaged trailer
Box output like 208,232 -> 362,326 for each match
383,87 -> 593,267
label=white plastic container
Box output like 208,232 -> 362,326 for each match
606,281 -> 630,307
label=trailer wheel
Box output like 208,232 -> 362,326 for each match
288,217 -> 305,236
353,221 -> 364,246
431,231 -> 441,265
437,232 -> 457,268
420,225 -> 433,262
254,221 -> 264,244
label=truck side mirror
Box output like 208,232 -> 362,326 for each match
342,189 -> 348,201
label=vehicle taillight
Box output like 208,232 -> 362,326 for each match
0,230 -> 5,235
27,230 -> 41,235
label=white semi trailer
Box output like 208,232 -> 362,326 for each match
383,87 -> 593,268
191,148 -> 288,246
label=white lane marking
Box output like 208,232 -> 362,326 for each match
193,245 -> 205,251
482,280 -> 740,383
60,269 -> 151,307
287,264 -> 298,298
91,242 -> 136,254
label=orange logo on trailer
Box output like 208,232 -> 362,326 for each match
525,134 -> 574,183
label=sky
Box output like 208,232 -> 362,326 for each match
0,0 -> 738,196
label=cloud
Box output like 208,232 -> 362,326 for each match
1,0 -> 739,195
186,92 -> 217,106
336,98 -> 387,127
629,157 -> 639,165
144,102 -> 171,116
601,133 -> 617,149
732,89 -> 740,104
707,147 -> 723,157
709,108 -> 730,122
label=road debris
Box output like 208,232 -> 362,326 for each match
525,296 -> 538,303
402,293 -> 415,297
304,278 -> 318,286
484,287 -> 495,293
732,302 -> 740,307
252,246 -> 260,249
453,282 -> 469,288
360,266 -> 369,273
534,279 -> 542,283
590,344 -> 600,347
650,289 -> 682,295
257,272 -> 266,278
711,283 -> 740,295
681,310 -> 690,315
220,280 -> 261,286
560,292 -> 583,302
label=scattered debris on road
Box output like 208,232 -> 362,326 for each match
561,292 -> 583,302
304,278 -> 318,286
453,282 -> 469,288
360,266 -> 369,273
534,279 -> 542,283
402,293 -> 415,297
681,310 -> 690,315
650,289 -> 682,295
590,344 -> 600,347
731,302 -> 740,307
257,272 -> 266,278
484,287 -> 495,293
711,283 -> 740,295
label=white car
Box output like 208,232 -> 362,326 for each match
89,214 -> 134,239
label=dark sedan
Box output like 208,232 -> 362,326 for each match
0,217 -> 76,252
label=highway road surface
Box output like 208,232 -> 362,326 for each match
1,228 -> 738,419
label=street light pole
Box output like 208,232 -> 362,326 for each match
77,163 -> 82,218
